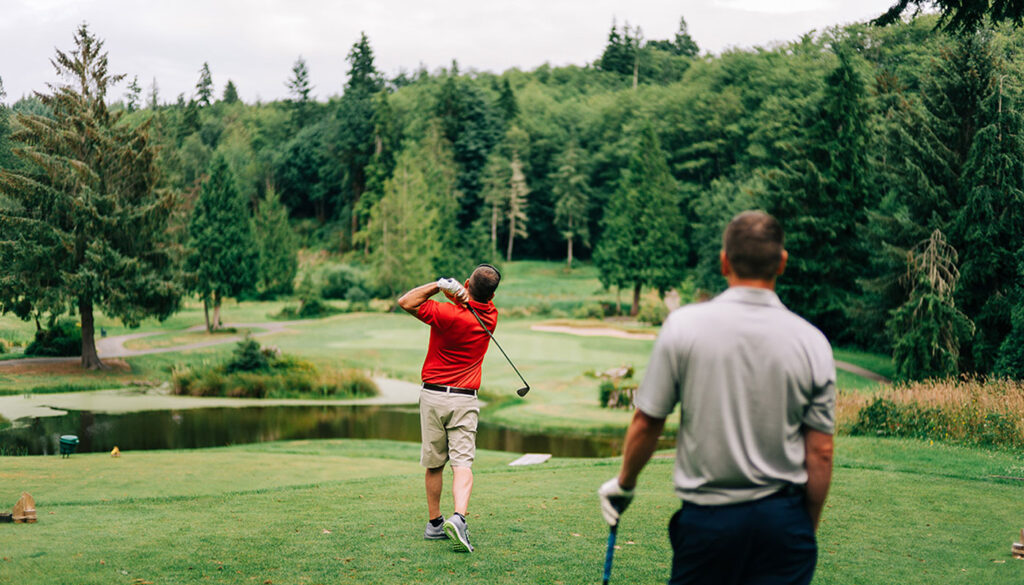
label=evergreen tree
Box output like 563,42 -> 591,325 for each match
124,75 -> 142,112
221,80 -> 239,104
286,56 -> 315,129
889,230 -> 974,381
950,66 -> 1024,373
354,91 -> 400,241
496,78 -> 519,123
763,49 -> 872,342
195,62 -> 214,107
336,32 -> 383,242
598,19 -> 635,76
551,141 -> 591,268
253,185 -> 298,296
594,124 -> 687,315
994,287 -> 1024,378
0,76 -> 13,170
673,16 -> 700,57
187,154 -> 258,331
148,77 -> 159,109
0,23 -> 182,369
505,156 -> 529,261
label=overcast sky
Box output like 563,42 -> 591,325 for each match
0,0 -> 903,105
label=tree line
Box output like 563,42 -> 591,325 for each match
1,13 -> 1022,382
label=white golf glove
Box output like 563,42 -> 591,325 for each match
436,278 -> 469,304
598,477 -> 635,526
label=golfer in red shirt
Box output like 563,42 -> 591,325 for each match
398,264 -> 501,553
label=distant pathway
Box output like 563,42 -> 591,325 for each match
531,323 -> 890,384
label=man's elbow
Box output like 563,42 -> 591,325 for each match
397,293 -> 417,315
804,428 -> 834,465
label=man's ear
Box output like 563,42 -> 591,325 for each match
720,250 -> 730,277
777,250 -> 788,276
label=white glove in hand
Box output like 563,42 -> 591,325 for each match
598,477 -> 635,526
436,278 -> 469,305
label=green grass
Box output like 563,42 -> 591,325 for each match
1,436 -> 1022,584
833,347 -> 896,381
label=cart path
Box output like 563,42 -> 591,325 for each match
531,324 -> 890,384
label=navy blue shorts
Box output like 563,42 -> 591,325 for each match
668,491 -> 817,585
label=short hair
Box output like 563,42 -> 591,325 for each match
723,211 -> 784,280
468,264 -> 501,302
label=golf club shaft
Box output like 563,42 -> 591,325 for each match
466,303 -> 529,392
603,524 -> 618,585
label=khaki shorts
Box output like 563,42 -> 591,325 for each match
419,388 -> 480,468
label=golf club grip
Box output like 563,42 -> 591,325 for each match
467,303 -> 529,390
603,524 -> 618,585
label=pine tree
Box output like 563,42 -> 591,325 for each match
951,65 -> 1024,373
594,124 -> 687,315
147,77 -> 159,109
673,16 -> 700,57
253,185 -> 298,296
598,19 -> 634,76
221,80 -> 239,104
195,62 -> 214,107
125,75 -> 141,112
186,154 -> 258,331
505,156 -> 529,262
286,56 -> 315,129
0,76 -> 13,170
763,49 -> 872,342
496,78 -> 519,123
0,23 -> 182,369
336,32 -> 383,242
889,230 -> 974,381
551,142 -> 591,268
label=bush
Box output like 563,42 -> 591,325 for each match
226,336 -> 269,373
637,301 -> 669,326
171,339 -> 378,400
25,319 -> 81,357
846,378 -> 1024,449
322,265 -> 365,300
573,303 -> 605,320
345,286 -> 370,312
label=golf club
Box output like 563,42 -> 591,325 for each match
602,523 -> 618,585
466,303 -> 531,397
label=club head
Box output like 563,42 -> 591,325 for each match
516,385 -> 530,397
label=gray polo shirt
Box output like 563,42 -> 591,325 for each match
635,286 -> 836,506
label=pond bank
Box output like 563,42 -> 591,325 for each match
0,377 -> 421,423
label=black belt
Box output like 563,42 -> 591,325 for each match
766,483 -> 806,499
423,382 -> 478,396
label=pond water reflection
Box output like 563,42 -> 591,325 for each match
0,405 -> 659,458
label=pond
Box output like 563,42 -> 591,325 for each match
0,405 -> 665,458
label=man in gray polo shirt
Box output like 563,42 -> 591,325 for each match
599,211 -> 836,585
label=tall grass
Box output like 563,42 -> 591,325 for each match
842,377 -> 1024,448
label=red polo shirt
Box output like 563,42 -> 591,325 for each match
416,298 -> 497,389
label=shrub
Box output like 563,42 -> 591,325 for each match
637,301 -> 669,326
845,377 -> 1024,449
171,339 -> 378,400
25,319 -> 81,357
322,265 -> 365,300
345,286 -> 370,312
226,336 -> 269,373
573,303 -> 605,320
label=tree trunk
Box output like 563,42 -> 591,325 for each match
631,282 -> 641,317
211,290 -> 222,331
506,214 -> 515,262
79,298 -> 105,370
490,204 -> 499,251
567,237 -> 574,269
203,297 -> 211,333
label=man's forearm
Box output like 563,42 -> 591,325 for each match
804,428 -> 834,531
398,282 -> 439,315
617,409 -> 666,490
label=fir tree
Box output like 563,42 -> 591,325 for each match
147,77 -> 159,109
286,56 -> 315,129
221,79 -> 239,104
594,124 -> 687,315
253,185 -> 298,296
195,62 -> 214,107
951,65 -> 1024,373
763,49 -> 872,342
496,78 -> 519,123
673,16 -> 700,57
889,230 -> 974,381
124,75 -> 142,112
186,154 -> 258,331
0,23 -> 182,369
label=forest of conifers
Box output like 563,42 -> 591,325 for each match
0,13 -> 1022,381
